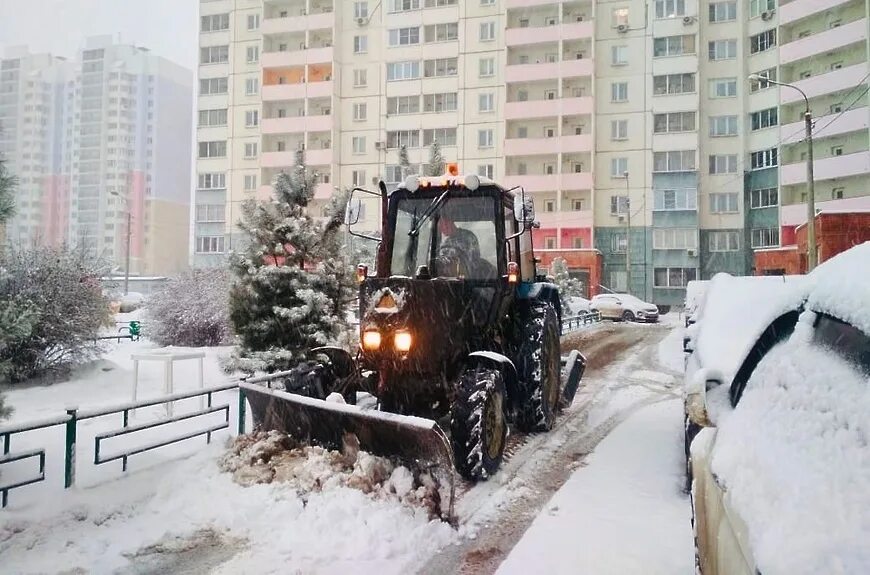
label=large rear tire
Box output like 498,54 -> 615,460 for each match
450,367 -> 507,481
515,302 -> 562,432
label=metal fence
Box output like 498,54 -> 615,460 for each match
562,310 -> 602,334
0,382 -> 246,508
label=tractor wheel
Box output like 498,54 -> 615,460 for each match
450,367 -> 507,481
622,310 -> 635,322
515,302 -> 562,432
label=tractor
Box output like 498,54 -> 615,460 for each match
240,166 -> 586,497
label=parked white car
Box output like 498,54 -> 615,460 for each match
686,242 -> 870,575
589,293 -> 659,323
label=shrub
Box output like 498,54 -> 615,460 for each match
0,246 -> 111,384
145,268 -> 232,347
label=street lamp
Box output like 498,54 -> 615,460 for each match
623,171 -> 630,294
747,74 -> 816,270
109,190 -> 132,295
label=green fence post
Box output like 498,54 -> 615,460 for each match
237,387 -> 246,435
64,406 -> 78,488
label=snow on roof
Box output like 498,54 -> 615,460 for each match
805,241 -> 870,335
710,319 -> 870,573
693,273 -> 809,384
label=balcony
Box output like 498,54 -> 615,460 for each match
505,96 -> 593,119
781,63 -> 868,104
506,21 -> 593,46
780,0 -> 853,25
505,137 -> 560,156
781,195 -> 870,226
262,12 -> 334,35
502,172 -> 593,192
781,107 -> 868,145
780,19 -> 867,65
261,115 -> 333,135
780,150 -> 870,185
261,148 -> 333,168
506,0 -> 561,7
560,134 -> 592,153
262,80 -> 333,101
505,58 -> 593,83
259,182 -> 334,200
261,46 -> 333,68
537,209 -> 593,229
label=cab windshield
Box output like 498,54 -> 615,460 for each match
390,195 -> 499,280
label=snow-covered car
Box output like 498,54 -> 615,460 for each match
566,296 -> 592,315
589,293 -> 659,323
686,242 -> 870,575
683,280 -> 709,327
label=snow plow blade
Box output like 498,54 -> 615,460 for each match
561,350 -> 587,406
239,381 -> 455,518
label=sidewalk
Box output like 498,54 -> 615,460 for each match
496,399 -> 694,575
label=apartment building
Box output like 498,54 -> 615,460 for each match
196,0 -> 869,305
0,38 -> 193,276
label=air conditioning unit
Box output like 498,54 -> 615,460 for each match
357,17 -> 366,26
682,15 -> 695,25
324,75 -> 332,81
616,24 -> 628,33
687,249 -> 697,257
371,176 -> 379,185
761,9 -> 775,20
374,141 -> 384,149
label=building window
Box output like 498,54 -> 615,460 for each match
478,129 -> 494,148
571,199 -> 585,211
424,57 -> 458,77
655,0 -> 686,19
611,82 -> 629,102
423,128 -> 457,146
653,111 -> 696,133
199,77 -> 228,95
653,35 -> 695,57
654,189 -> 697,210
388,27 -> 420,46
245,110 -> 259,127
354,35 -> 368,54
246,45 -> 259,64
198,172 -> 226,190
653,228 -> 698,250
709,154 -> 738,174
424,22 -> 459,43
196,236 -> 226,253
750,187 -> 778,208
709,192 -> 739,213
353,69 -> 367,87
750,29 -> 776,53
749,0 -> 776,19
708,39 -> 737,60
709,231 -> 740,252
653,150 -> 695,172
352,170 -> 367,187
611,234 -> 628,254
247,13 -> 260,30
388,0 -> 420,12
478,164 -> 494,178
709,1 -> 737,22
244,175 -> 258,191
479,57 -> 495,77
387,95 -> 420,115
352,136 -> 366,154
245,78 -> 259,95
344,102 -> 366,123
611,46 -> 628,65
610,195 -> 629,214
354,1 -> 369,19
423,92 -> 458,112
709,115 -> 738,136
751,227 -> 779,248
424,0 -> 457,6
750,148 -> 778,169
479,92 -> 495,112
749,68 -> 776,92
610,270 -> 628,291
611,120 -> 628,140
832,187 -> 844,199
610,157 -> 629,178
479,21 -> 496,41
386,61 -> 421,81
387,130 -> 420,148
244,142 -> 258,158
750,107 -> 778,131
653,73 -> 695,95
544,200 -> 556,212
543,237 -> 556,249
709,78 -> 737,98
198,141 -> 226,158
612,7 -> 630,26
200,45 -> 229,65
201,13 -> 230,32
654,267 -> 697,287
198,109 -> 227,127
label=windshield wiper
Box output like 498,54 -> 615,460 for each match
408,190 -> 449,237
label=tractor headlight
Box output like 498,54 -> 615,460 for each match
362,330 -> 381,350
394,331 -> 413,352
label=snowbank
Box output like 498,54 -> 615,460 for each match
804,241 -> 870,334
711,316 -> 870,574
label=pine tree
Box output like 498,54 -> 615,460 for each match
0,154 -> 16,245
551,257 -> 584,310
425,141 -> 445,176
398,145 -> 411,180
0,159 -> 18,417
226,150 -> 354,374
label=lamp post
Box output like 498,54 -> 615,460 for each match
623,171 -> 630,294
109,190 -> 131,295
748,74 -> 816,270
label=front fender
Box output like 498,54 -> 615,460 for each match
465,351 -> 520,402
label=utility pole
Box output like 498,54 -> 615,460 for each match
124,209 -> 131,295
624,171 -> 630,294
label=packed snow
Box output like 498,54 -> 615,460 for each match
803,241 -> 870,334
710,310 -> 870,574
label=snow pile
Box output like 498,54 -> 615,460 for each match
219,430 -> 446,519
804,241 -> 870,334
711,314 -> 870,574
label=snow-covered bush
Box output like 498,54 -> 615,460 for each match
0,246 -> 110,384
226,151 -> 354,374
146,268 -> 232,347
551,257 -> 584,310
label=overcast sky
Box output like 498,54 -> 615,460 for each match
0,0 -> 198,71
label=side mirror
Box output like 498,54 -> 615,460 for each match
685,368 -> 725,428
513,191 -> 535,224
345,197 -> 363,225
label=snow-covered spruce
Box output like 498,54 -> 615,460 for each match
219,430 -> 446,519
